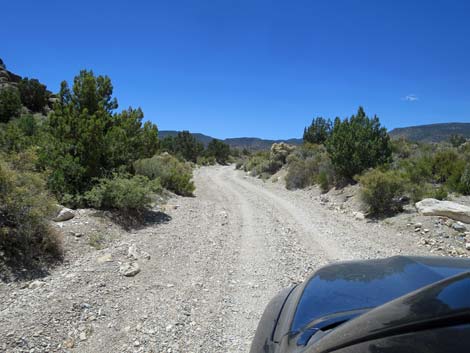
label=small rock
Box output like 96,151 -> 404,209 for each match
96,254 -> 112,264
165,324 -> 173,332
63,337 -> 75,349
141,251 -> 151,260
53,207 -> 75,222
128,244 -> 139,260
79,332 -> 87,341
423,229 -> 430,233
466,243 -> 470,251
353,212 -> 365,220
452,222 -> 467,232
414,223 -> 423,228
29,280 -> 45,290
120,262 -> 141,277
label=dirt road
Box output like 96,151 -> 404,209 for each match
0,166 -> 428,353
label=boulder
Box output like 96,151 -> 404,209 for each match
415,198 -> 470,224
53,207 -> 75,222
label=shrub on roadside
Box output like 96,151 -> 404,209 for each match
0,88 -> 22,123
84,174 -> 159,212
359,168 -> 405,216
134,153 -> 195,196
197,155 -> 217,166
285,144 -> 334,191
327,107 -> 392,180
0,159 -> 62,268
459,164 -> 470,195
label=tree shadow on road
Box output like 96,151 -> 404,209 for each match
91,209 -> 172,231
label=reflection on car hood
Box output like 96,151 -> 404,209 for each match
291,256 -> 470,334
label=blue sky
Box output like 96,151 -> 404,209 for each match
2,0 -> 470,139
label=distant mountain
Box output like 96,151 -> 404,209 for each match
159,130 -> 302,150
389,123 -> 470,142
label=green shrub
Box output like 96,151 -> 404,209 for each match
0,88 -> 21,123
459,164 -> 470,195
431,149 -> 463,183
84,174 -> 158,212
197,155 -> 216,166
285,144 -> 334,190
431,186 -> 448,200
327,107 -> 392,179
235,158 -> 245,170
18,78 -> 48,112
0,159 -> 62,268
317,170 -> 330,193
359,168 -> 405,216
243,151 -> 270,176
285,158 -> 316,189
134,153 -> 195,196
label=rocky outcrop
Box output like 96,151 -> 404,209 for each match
416,198 -> 470,224
0,59 -> 21,91
0,58 -> 53,112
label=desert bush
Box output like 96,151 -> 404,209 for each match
84,174 -> 158,212
197,155 -> 217,166
235,158 -> 245,170
327,107 -> 392,179
285,158 -> 317,189
0,88 -> 21,123
459,164 -> 470,195
18,78 -> 48,112
243,151 -> 270,175
431,149 -> 463,183
0,159 -> 62,268
285,144 -> 334,190
134,153 -> 195,196
359,168 -> 405,216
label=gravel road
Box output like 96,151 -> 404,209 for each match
0,166 -> 429,353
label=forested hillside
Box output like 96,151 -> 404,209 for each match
389,122 -> 470,142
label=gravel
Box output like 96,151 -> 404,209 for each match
0,165 -> 447,352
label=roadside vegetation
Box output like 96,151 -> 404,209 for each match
240,106 -> 470,218
0,60 -> 233,272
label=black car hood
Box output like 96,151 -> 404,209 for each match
307,271 -> 470,353
291,256 -> 470,337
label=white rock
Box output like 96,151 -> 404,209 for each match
452,222 -> 467,232
128,244 -> 139,260
415,199 -> 470,224
120,262 -> 140,277
53,207 -> 75,222
96,254 -> 113,264
353,212 -> 365,220
29,280 -> 45,289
